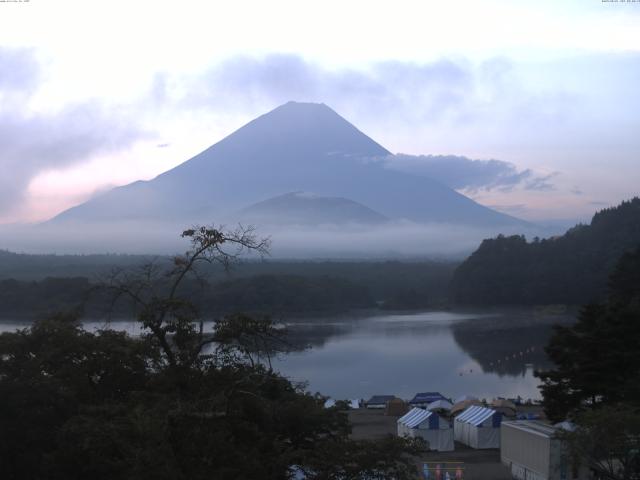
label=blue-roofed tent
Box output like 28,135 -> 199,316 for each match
408,392 -> 448,407
397,408 -> 454,451
454,405 -> 502,449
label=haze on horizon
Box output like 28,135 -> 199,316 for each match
0,0 -> 638,229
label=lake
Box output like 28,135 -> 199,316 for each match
0,309 -> 574,402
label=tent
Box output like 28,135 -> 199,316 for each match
323,398 -> 336,409
409,392 -> 448,408
491,399 -> 517,417
397,408 -> 454,451
366,395 -> 396,409
385,398 -> 409,416
349,399 -> 361,409
451,399 -> 482,416
553,420 -> 575,432
454,394 -> 478,404
454,405 -> 502,449
426,399 -> 453,412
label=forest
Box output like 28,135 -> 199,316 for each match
0,256 -> 456,318
450,198 -> 640,305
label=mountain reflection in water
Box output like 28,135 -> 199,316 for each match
271,309 -> 575,401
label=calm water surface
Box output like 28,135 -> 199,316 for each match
0,309 -> 574,402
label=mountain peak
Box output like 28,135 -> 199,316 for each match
51,102 -> 527,231
220,101 -> 390,157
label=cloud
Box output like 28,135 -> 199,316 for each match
0,48 -> 148,215
0,47 -> 40,93
523,172 -> 558,192
381,154 -> 555,193
164,54 -> 474,124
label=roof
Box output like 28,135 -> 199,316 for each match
502,420 -> 558,438
454,394 -> 478,404
409,392 -> 447,404
492,399 -> 517,411
398,408 -> 435,428
367,395 -> 396,405
427,399 -> 453,411
455,405 -> 499,426
451,399 -> 482,415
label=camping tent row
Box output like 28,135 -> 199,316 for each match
454,405 -> 502,449
397,408 -> 454,452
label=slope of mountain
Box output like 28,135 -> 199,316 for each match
237,192 -> 388,226
51,101 -> 526,227
450,197 -> 640,305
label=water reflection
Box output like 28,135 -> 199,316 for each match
0,309 -> 574,402
450,311 -> 573,377
271,310 -> 575,401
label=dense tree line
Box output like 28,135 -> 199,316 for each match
0,249 -> 456,307
0,276 -> 91,317
451,197 -> 640,305
0,226 -> 422,479
536,246 -> 640,479
0,275 -> 372,318
0,265 -> 456,318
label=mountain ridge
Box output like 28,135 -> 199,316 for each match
237,191 -> 388,226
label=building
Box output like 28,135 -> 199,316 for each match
501,421 -> 584,480
397,408 -> 454,451
454,405 -> 502,449
408,392 -> 448,408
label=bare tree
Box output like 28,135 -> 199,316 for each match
104,224 -> 270,369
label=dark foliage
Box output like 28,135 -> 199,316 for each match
536,246 -> 640,422
451,197 -> 640,305
561,405 -> 640,480
204,274 -> 373,314
0,261 -> 456,318
0,226 -> 420,479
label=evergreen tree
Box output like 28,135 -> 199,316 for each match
536,246 -> 640,421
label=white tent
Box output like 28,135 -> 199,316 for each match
454,405 -> 502,449
427,399 -> 453,412
397,408 -> 454,452
454,394 -> 478,404
323,398 -> 336,409
349,399 -> 360,409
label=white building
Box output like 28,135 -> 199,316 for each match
397,407 -> 454,452
501,420 -> 585,480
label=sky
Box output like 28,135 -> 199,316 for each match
0,0 -> 638,225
